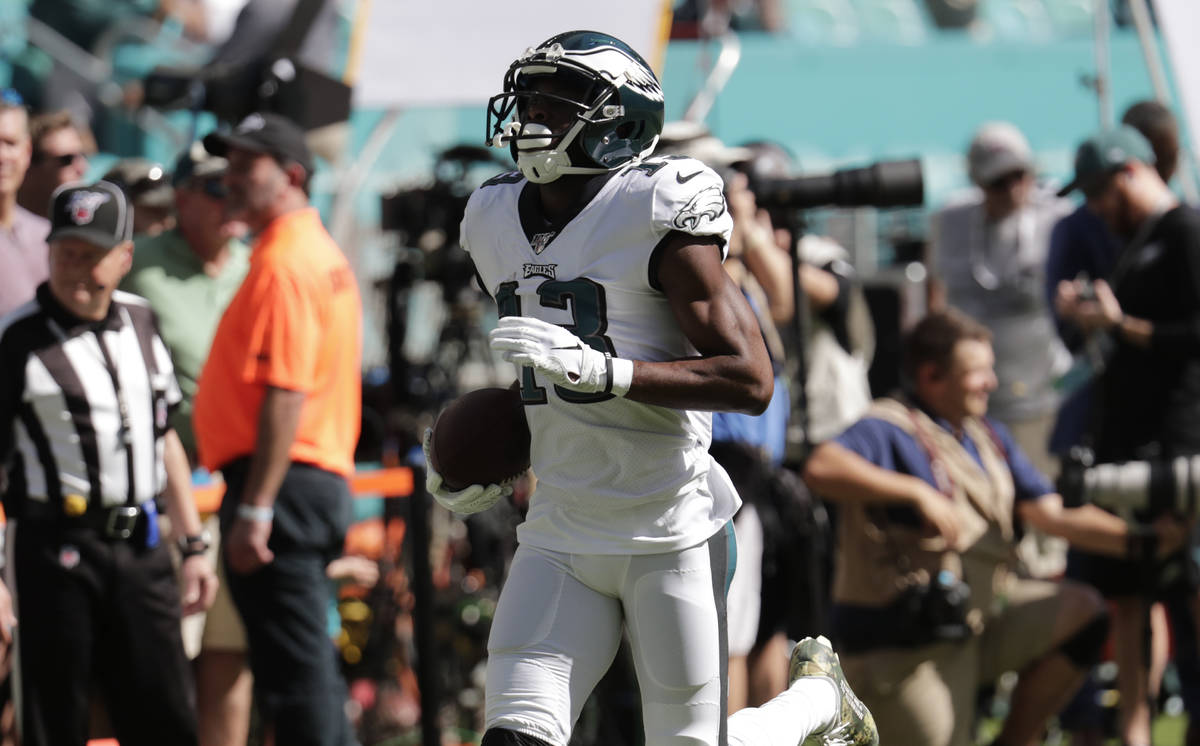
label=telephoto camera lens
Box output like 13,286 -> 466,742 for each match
752,158 -> 925,210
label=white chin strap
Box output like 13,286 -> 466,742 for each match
497,120 -> 608,184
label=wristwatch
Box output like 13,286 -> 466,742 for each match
178,530 -> 213,559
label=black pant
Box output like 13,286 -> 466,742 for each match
11,520 -> 198,746
219,460 -> 354,746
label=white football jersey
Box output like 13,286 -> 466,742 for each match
461,155 -> 740,555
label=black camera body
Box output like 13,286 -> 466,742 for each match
890,571 -> 972,646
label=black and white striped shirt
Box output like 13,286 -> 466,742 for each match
0,283 -> 181,513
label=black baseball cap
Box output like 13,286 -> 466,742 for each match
1057,125 -> 1156,197
103,158 -> 174,209
172,140 -> 228,187
46,181 -> 134,250
202,112 -> 314,175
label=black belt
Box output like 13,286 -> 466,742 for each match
21,499 -> 149,540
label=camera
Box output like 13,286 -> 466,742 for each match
891,570 -> 972,645
1058,446 -> 1200,516
381,146 -> 512,414
751,158 -> 925,210
380,146 -> 510,301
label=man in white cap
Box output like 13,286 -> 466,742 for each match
927,121 -> 1074,578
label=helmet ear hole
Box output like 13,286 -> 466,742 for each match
616,121 -> 639,139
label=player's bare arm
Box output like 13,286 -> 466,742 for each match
628,231 -> 773,414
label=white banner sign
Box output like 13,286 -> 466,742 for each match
1151,0 -> 1200,167
353,1 -> 670,109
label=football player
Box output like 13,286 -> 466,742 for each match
423,30 -> 879,746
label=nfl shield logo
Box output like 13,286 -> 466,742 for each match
58,544 -> 80,570
530,231 -> 556,255
66,191 -> 110,225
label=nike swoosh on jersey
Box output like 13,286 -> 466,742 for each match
675,171 -> 703,184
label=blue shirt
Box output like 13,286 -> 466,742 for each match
1045,205 -> 1123,349
834,410 -> 1054,506
1043,205 -> 1123,454
711,373 -> 790,465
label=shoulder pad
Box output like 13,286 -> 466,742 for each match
480,171 -> 524,188
462,175 -> 520,253
642,157 -> 732,242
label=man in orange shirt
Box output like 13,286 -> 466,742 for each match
193,112 -> 362,746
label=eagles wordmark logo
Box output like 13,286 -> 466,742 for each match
523,263 -> 557,280
530,231 -> 556,254
672,185 -> 727,231
67,191 -> 109,225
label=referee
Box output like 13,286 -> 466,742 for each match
0,180 -> 217,745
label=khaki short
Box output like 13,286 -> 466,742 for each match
839,578 -> 1065,746
173,516 -> 248,658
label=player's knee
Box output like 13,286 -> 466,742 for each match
480,727 -> 556,746
640,679 -> 724,746
1058,608 -> 1111,668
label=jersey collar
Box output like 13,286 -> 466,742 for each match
36,282 -> 123,334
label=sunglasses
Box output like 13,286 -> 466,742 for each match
984,170 -> 1029,191
34,151 -> 88,168
0,89 -> 23,107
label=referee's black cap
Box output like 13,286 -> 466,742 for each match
202,112 -> 314,175
46,180 -> 134,250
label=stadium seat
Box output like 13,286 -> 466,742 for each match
981,0 -> 1056,40
1042,0 -> 1096,35
852,0 -> 930,43
783,0 -> 862,44
0,0 -> 29,62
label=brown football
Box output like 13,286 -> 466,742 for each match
429,387 -> 531,491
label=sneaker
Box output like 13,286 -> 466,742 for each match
790,635 -> 879,746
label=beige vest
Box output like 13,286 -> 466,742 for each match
832,398 -> 1019,627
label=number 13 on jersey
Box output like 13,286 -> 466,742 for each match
495,279 -> 616,405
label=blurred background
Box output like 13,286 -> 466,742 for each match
5,0 -> 1197,744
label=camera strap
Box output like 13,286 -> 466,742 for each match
970,208 -> 1038,291
907,408 -> 955,499
1108,196 -> 1175,292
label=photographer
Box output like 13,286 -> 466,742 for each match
1056,124 -> 1200,746
928,122 -> 1074,483
803,308 -> 1185,746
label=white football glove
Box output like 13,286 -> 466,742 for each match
489,316 -> 615,395
421,428 -> 511,514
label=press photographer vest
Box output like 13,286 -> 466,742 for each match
833,398 -> 1019,628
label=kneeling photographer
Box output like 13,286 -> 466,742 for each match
803,308 -> 1186,746
1055,125 -> 1200,745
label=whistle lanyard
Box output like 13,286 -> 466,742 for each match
48,309 -> 138,508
